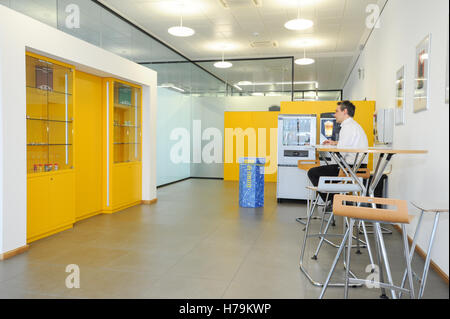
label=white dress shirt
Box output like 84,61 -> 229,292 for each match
337,117 -> 369,165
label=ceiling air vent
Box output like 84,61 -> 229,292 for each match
219,0 -> 262,9
250,41 -> 278,48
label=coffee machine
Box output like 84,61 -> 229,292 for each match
319,113 -> 341,164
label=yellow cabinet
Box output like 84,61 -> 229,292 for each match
27,171 -> 75,243
103,78 -> 142,213
26,52 -> 76,243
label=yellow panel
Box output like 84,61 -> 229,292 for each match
49,171 -> 75,228
252,112 -> 279,183
224,101 -> 376,181
27,175 -> 50,240
111,163 -> 142,209
74,71 -> 103,219
224,112 -> 252,181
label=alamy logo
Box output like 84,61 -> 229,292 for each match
169,120 -> 278,175
366,4 -> 381,29
65,4 -> 80,29
65,264 -> 80,289
365,264 -> 380,289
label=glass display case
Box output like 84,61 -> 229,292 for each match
26,54 -> 74,174
113,82 -> 142,163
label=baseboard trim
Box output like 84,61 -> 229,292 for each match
393,225 -> 449,285
0,245 -> 30,261
142,198 -> 157,205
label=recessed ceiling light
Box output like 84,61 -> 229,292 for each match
168,26 -> 195,37
237,81 -> 252,86
214,61 -> 233,69
295,58 -> 315,65
285,18 -> 314,30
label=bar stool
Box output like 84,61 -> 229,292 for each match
311,176 -> 367,258
296,160 -> 321,225
339,168 -> 373,256
319,195 -> 415,299
300,176 -> 373,287
398,202 -> 449,299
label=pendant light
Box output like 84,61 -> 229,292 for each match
214,51 -> 232,69
285,0 -> 313,31
168,2 -> 195,37
295,47 -> 315,65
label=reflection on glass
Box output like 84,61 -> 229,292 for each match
113,82 -> 141,163
282,118 -> 312,146
26,54 -> 73,174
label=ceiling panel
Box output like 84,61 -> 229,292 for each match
99,0 -> 383,89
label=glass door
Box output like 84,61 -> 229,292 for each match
113,82 -> 141,163
26,54 -> 74,174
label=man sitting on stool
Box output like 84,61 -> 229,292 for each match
308,101 -> 368,208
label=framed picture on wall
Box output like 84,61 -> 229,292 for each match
395,66 -> 406,125
413,34 -> 431,113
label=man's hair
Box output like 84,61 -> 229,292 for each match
338,101 -> 356,117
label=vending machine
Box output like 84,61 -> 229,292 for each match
277,114 -> 317,201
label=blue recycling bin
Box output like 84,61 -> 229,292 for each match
239,157 -> 265,208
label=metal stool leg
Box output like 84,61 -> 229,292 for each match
319,218 -> 352,298
418,212 -> 441,299
373,221 -> 389,298
375,222 -> 397,299
399,210 -> 424,298
312,212 -> 335,260
361,221 -> 376,272
344,219 -> 355,299
402,224 -> 415,299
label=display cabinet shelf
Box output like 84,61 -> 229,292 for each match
26,86 -> 73,96
114,103 -> 137,109
27,117 -> 73,123
27,144 -> 73,146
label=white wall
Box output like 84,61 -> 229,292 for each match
343,0 -> 449,275
0,5 -> 157,255
156,88 -> 191,186
190,95 -> 288,178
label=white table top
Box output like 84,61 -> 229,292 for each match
313,145 -> 428,154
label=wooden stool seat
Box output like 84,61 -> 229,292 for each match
298,159 -> 321,171
333,195 -> 410,224
339,168 -> 371,179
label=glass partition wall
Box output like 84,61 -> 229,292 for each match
4,0 -> 342,185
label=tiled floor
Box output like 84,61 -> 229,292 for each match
0,179 -> 448,299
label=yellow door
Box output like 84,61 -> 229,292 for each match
129,163 -> 141,203
74,71 -> 103,220
27,176 -> 50,240
112,164 -> 130,208
49,172 -> 75,228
